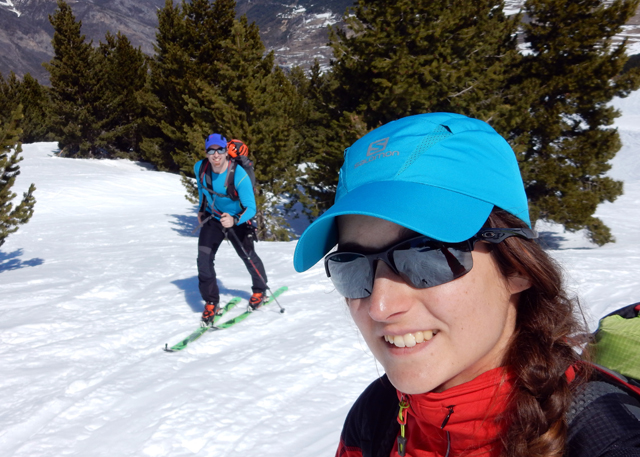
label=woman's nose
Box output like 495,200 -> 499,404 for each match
366,260 -> 412,322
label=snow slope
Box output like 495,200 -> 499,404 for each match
1,89 -> 640,456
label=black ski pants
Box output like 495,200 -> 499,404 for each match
197,216 -> 267,304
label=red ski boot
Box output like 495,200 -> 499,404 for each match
201,301 -> 221,325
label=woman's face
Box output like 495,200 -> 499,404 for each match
337,215 -> 529,394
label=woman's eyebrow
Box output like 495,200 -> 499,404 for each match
400,226 -> 419,238
337,227 -> 421,253
336,241 -> 375,254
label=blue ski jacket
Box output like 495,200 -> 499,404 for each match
194,159 -> 256,225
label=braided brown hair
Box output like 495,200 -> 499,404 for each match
486,208 -> 588,457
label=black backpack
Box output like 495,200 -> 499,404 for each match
224,154 -> 255,202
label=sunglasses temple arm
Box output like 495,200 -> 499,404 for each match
477,228 -> 539,244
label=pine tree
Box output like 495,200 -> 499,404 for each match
302,0 -> 521,216
0,72 -> 52,143
0,71 -> 13,123
329,0 -> 521,126
96,32 -> 148,158
292,61 -> 369,218
280,63 -> 328,221
44,0 -> 102,157
240,64 -> 305,240
141,0 -> 236,171
0,105 -> 36,248
514,0 -> 640,245
140,0 -> 190,170
17,74 -> 53,143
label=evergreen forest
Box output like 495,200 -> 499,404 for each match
1,0 -> 639,243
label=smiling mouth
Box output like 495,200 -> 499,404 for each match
384,330 -> 438,348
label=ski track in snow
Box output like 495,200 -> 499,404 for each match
1,90 -> 640,456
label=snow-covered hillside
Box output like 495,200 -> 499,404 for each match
1,89 -> 640,455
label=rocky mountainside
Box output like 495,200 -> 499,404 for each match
0,0 -> 351,84
1,0 -> 639,85
1,0 -> 179,83
237,0 -> 350,71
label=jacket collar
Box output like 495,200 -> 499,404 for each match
398,367 -> 514,457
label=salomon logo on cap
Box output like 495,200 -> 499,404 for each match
367,138 -> 389,156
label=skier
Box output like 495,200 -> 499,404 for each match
293,113 -> 640,456
195,133 -> 268,324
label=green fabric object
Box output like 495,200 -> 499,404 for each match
592,314 -> 640,380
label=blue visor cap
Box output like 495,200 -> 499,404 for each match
205,133 -> 227,150
293,112 -> 530,272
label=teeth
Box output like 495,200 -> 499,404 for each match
404,333 -> 416,347
384,330 -> 436,348
393,335 -> 405,348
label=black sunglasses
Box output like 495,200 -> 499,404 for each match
324,228 -> 537,299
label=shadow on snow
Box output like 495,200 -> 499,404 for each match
168,213 -> 199,237
0,249 -> 44,273
171,276 -> 251,313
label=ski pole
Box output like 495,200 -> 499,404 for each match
192,213 -> 216,234
226,227 -> 285,313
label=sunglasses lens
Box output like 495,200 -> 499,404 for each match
326,253 -> 373,299
325,237 -> 475,299
392,242 -> 473,289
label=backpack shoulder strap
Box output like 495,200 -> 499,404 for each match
224,159 -> 238,200
199,159 -> 209,185
601,302 -> 640,320
338,374 -> 399,457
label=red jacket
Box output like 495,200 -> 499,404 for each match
398,368 -> 512,457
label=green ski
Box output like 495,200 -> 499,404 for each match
164,297 -> 241,352
213,286 -> 288,330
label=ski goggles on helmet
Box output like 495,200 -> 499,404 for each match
206,147 -> 228,155
324,228 -> 537,299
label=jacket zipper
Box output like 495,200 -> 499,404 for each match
441,405 -> 455,457
397,401 -> 455,457
397,396 -> 410,456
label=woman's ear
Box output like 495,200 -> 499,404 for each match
507,275 -> 532,294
